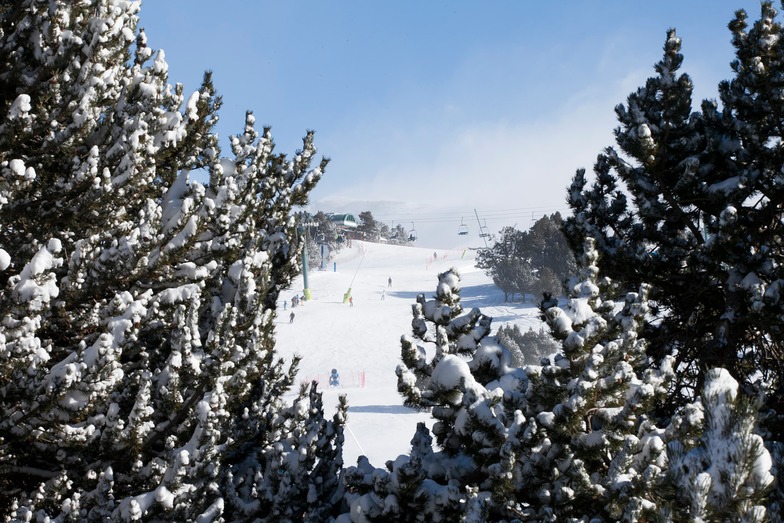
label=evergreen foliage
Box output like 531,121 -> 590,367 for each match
665,369 -> 774,522
356,211 -> 381,242
525,213 -> 577,286
563,4 -> 784,430
476,226 -> 535,302
495,324 -> 559,366
387,223 -> 411,245
338,240 -> 776,521
477,214 -> 577,302
352,210 -> 411,245
301,211 -> 342,270
395,267 -> 494,413
3,1 -> 782,521
492,256 -> 536,303
339,5 -> 783,521
0,1 -> 344,520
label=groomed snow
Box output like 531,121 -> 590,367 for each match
274,240 -> 544,467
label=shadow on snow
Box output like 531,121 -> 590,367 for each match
348,404 -> 422,415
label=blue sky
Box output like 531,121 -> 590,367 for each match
139,0 -> 765,248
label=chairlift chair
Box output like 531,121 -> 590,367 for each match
409,222 -> 417,242
479,219 -> 490,238
458,218 -> 468,236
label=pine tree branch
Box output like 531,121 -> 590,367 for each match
1,465 -> 59,480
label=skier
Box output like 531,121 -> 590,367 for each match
381,289 -> 385,300
283,299 -> 287,310
388,276 -> 392,287
349,296 -> 354,307
329,368 -> 340,387
289,311 -> 295,324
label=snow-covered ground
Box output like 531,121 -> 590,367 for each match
274,240 -> 544,467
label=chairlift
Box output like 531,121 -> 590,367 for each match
458,218 -> 468,236
408,222 -> 417,242
391,222 -> 405,241
479,219 -> 490,238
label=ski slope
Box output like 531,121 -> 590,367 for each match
274,240 -> 544,467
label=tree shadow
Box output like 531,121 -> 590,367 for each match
348,404 -> 421,414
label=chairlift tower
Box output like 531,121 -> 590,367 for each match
298,212 -> 317,300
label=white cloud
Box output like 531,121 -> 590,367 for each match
309,69 -> 635,248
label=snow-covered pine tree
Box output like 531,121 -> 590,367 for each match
395,267 -> 494,412
564,4 -> 784,446
338,240 -> 775,523
709,3 -> 784,446
508,237 -> 675,521
343,268 -> 522,521
664,368 -> 774,522
341,243 -> 673,521
0,1 -> 344,521
339,240 -> 775,521
563,28 -> 711,405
